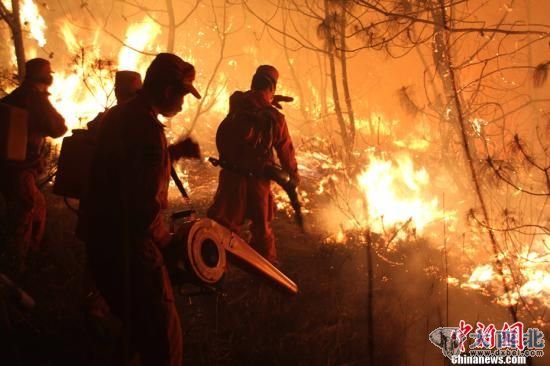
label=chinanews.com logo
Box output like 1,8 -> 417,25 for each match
429,321 -> 545,365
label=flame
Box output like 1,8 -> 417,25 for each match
48,18 -> 164,137
59,21 -> 80,54
465,264 -> 495,289
48,22 -> 113,133
513,249 -> 550,307
393,138 -> 430,151
20,0 -> 47,47
117,18 -> 161,72
355,112 -> 399,136
1,0 -> 11,11
461,241 -> 550,308
357,153 -> 449,233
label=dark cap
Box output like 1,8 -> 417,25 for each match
144,53 -> 201,99
254,65 -> 279,88
24,58 -> 52,82
114,71 -> 142,103
115,71 -> 142,90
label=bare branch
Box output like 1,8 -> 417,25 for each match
83,3 -> 157,56
486,157 -> 550,197
175,0 -> 200,28
0,1 -> 14,29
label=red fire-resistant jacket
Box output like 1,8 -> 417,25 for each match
82,93 -> 171,248
208,90 -> 299,231
1,83 -> 67,171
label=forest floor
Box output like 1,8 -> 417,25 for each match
0,162 -> 545,366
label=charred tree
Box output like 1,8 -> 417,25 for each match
165,0 -> 176,52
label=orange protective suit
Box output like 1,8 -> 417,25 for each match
207,90 -> 299,264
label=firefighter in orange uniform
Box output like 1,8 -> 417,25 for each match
81,53 -> 201,366
0,58 -> 67,273
207,65 -> 299,265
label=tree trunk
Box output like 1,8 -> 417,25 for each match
317,51 -> 328,117
429,0 -> 471,194
282,14 -> 309,123
339,3 -> 355,146
434,0 -> 518,324
165,0 -> 176,52
324,0 -> 349,153
11,0 -> 25,82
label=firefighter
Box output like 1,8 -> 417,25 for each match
86,70 -> 143,136
0,58 -> 67,274
76,70 -> 143,241
207,65 -> 300,266
81,53 -> 201,366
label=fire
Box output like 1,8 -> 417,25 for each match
357,153 -> 449,234
1,0 -> 47,47
1,1 -> 546,315
49,22 -> 114,133
355,113 -> 397,136
518,250 -> 550,305
20,0 -> 46,47
462,264 -> 495,290
48,18 -> 163,136
461,240 -> 550,308
118,18 -> 161,72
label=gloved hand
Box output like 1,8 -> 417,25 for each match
169,137 -> 201,160
272,94 -> 294,110
290,172 -> 301,187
